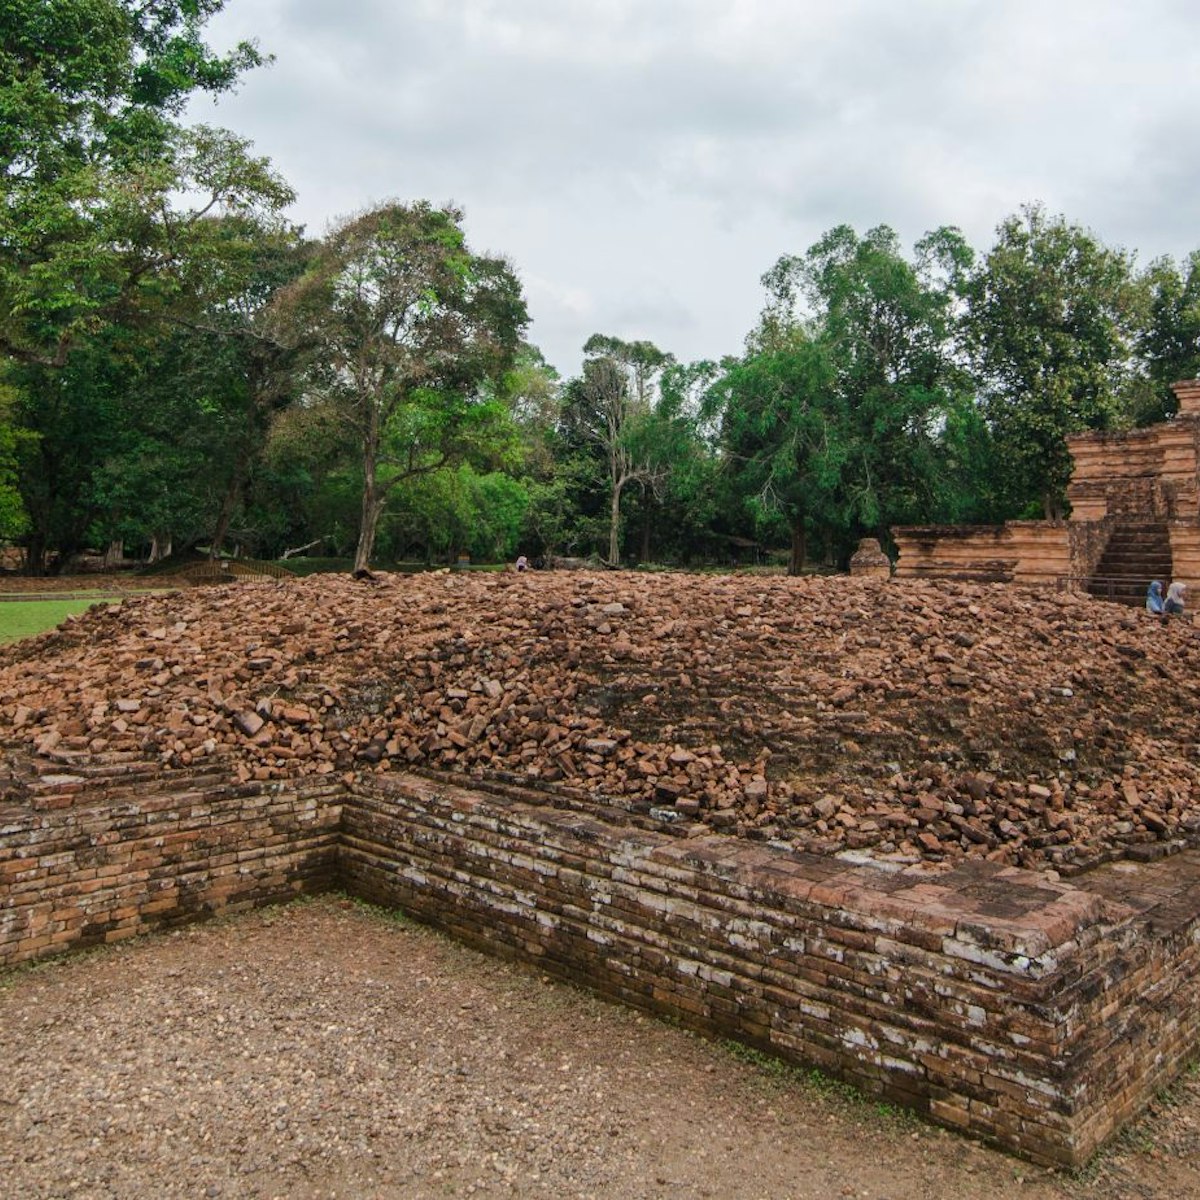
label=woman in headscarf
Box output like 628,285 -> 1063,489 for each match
1164,581 -> 1187,616
1147,580 -> 1165,614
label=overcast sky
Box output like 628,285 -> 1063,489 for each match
191,0 -> 1200,377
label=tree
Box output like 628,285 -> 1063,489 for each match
627,359 -> 720,563
5,211 -> 305,570
389,465 -> 528,564
737,223 -> 972,567
570,334 -> 674,565
2,1 -> 293,571
1136,252 -> 1200,424
495,344 -> 588,560
1,1 -> 285,366
0,382 -> 31,542
964,204 -> 1142,518
267,202 -> 528,573
711,333 -> 844,574
168,213 -> 312,556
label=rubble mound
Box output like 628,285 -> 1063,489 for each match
3,571 -> 1199,875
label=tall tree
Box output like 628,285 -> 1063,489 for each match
2,0 -> 292,571
742,223 -> 971,565
711,333 -> 844,574
497,344 -> 585,560
1136,252 -> 1200,424
570,334 -> 674,565
1,0 -> 285,367
626,358 -> 719,564
964,204 -> 1141,518
170,214 -> 312,556
267,202 -> 528,573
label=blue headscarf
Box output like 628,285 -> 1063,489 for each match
1147,580 -> 1164,614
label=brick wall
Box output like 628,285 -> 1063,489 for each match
892,522 -> 1072,588
1067,517 -> 1112,584
5,760 -> 1200,1168
1168,522 -> 1200,584
1067,416 -> 1200,521
0,758 -> 340,963
341,773 -> 1200,1168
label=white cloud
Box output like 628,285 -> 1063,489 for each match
194,0 -> 1200,374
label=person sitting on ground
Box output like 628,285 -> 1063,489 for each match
1146,580 -> 1165,615
515,554 -> 529,572
1164,580 -> 1187,616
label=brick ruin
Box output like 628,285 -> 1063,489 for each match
4,568 -> 1200,1170
894,379 -> 1200,602
4,755 -> 1200,1169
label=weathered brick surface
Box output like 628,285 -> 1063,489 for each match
4,763 -> 1200,1168
340,773 -> 1200,1168
896,380 -> 1200,583
892,521 -> 1071,587
0,767 -> 340,964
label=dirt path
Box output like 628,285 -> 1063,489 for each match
1,897 -> 1196,1200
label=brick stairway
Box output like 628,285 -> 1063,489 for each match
1086,521 -> 1173,606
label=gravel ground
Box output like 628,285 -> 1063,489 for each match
2,898 -> 1199,1200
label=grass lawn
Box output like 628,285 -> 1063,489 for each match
0,597 -> 120,645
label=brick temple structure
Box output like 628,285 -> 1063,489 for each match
893,379 -> 1200,603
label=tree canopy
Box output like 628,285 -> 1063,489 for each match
963,204 -> 1143,518
4,8 -> 1200,574
266,202 -> 528,572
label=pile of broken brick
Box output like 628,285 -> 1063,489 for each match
2,570 -> 1198,875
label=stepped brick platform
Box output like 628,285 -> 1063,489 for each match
1084,521 -> 1173,606
895,379 -> 1200,596
4,760 -> 1200,1168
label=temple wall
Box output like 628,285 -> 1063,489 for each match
899,384 -> 1200,583
892,522 -> 1071,587
339,774 -> 1200,1168
1067,519 -> 1112,583
7,762 -> 1200,1168
0,759 -> 340,964
1168,523 -> 1200,584
1067,419 -> 1200,521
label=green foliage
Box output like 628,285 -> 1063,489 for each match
6,213 -> 309,568
0,384 -> 31,540
267,202 -> 528,572
963,203 -> 1142,518
567,333 -> 678,564
1137,251 -> 1200,423
0,1 -> 287,368
713,333 -> 847,572
1,1 -> 296,572
623,359 -> 723,563
718,223 -> 970,570
386,465 -> 528,563
792,223 -> 973,533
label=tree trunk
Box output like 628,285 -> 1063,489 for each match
104,539 -> 124,568
788,513 -> 806,577
209,458 -> 247,560
354,402 -> 385,574
26,530 -> 48,577
354,458 -> 383,574
608,481 -> 624,566
640,506 -> 652,563
1042,491 -> 1063,522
